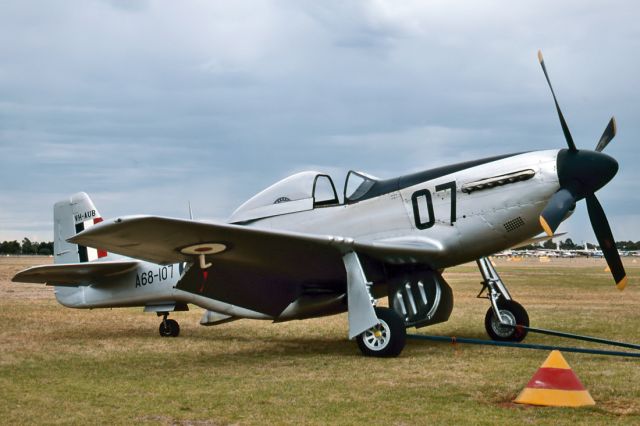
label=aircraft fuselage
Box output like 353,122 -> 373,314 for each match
55,149 -> 562,321
255,149 -> 560,269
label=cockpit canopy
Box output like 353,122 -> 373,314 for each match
229,171 -> 339,223
228,169 -> 381,223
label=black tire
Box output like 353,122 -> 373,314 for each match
357,307 -> 406,357
159,319 -> 180,337
484,299 -> 529,342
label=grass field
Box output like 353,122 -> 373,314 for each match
2,256 -> 640,425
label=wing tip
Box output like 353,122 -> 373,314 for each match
539,216 -> 554,237
616,276 -> 628,291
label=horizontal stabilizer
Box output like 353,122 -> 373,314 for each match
12,260 -> 139,286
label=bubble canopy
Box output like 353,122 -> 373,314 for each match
229,171 -> 340,223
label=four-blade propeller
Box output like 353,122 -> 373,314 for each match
537,50 -> 627,290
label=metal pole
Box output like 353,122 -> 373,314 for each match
407,334 -> 640,358
508,325 -> 640,351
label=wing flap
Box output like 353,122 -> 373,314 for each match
12,260 -> 139,286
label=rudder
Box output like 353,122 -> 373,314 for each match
54,192 -> 107,264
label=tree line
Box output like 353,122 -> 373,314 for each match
2,237 -> 640,256
519,238 -> 640,251
0,238 -> 54,255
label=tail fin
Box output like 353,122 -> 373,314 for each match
54,192 -> 107,264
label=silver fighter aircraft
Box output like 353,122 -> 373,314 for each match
13,51 -> 627,357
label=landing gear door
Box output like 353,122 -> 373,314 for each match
388,270 -> 454,328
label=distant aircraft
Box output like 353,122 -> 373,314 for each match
573,242 -> 604,258
13,51 -> 627,357
493,233 -> 566,257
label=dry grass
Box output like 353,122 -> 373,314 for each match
1,256 -> 640,425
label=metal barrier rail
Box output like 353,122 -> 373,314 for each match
510,325 -> 640,351
406,333 -> 640,358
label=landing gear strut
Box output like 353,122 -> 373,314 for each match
477,257 -> 529,342
158,313 -> 180,337
343,251 -> 407,357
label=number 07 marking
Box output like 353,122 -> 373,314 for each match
411,181 -> 457,229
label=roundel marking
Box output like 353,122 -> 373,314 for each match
180,243 -> 227,256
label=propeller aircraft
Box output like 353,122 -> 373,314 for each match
13,51 -> 627,357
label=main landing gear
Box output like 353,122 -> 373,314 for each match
158,313 -> 180,337
343,251 -> 408,358
477,257 -> 529,342
357,307 -> 406,358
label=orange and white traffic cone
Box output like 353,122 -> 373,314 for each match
514,350 -> 595,407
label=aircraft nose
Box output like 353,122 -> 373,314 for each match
557,149 -> 619,198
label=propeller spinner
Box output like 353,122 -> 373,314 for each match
537,50 -> 627,290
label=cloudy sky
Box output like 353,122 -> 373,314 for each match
1,1 -> 639,246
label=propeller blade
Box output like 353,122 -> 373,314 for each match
595,117 -> 617,152
585,194 -> 627,290
538,50 -> 577,152
539,188 -> 576,237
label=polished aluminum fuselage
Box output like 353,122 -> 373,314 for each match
258,150 -> 560,268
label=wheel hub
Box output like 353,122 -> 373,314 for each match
491,310 -> 516,338
362,319 -> 391,351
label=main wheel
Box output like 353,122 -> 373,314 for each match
159,319 -> 180,337
484,299 -> 529,342
357,307 -> 406,357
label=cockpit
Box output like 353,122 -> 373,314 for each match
228,170 -> 380,223
343,170 -> 379,204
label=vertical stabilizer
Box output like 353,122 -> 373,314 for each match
54,192 -> 107,264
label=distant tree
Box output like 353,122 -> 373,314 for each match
616,240 -> 640,250
560,238 -> 576,249
38,247 -> 51,255
542,239 -> 555,249
0,241 -> 20,254
21,238 -> 36,255
0,239 -> 54,255
38,241 -> 53,255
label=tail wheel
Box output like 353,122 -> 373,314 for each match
159,319 -> 180,337
484,299 -> 529,342
357,307 -> 406,357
